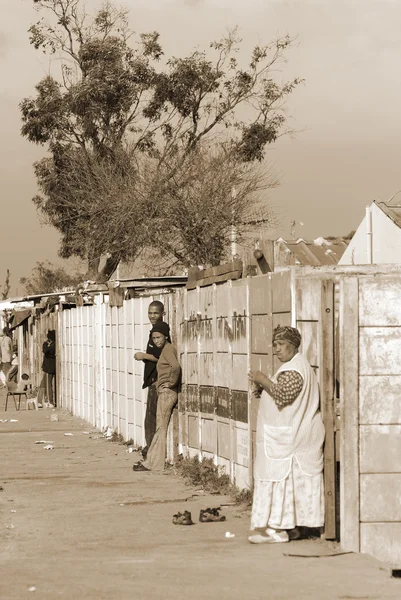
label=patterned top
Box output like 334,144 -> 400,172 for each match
270,370 -> 303,410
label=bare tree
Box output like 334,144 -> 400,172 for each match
142,146 -> 277,270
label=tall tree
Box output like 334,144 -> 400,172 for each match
21,0 -> 301,279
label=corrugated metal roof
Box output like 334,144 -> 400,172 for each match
116,276 -> 188,289
16,291 -> 74,302
8,277 -> 188,304
375,200 -> 401,228
275,237 -> 349,266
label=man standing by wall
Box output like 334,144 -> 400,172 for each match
134,301 -> 171,460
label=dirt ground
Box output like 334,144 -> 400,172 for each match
1,400 -> 400,600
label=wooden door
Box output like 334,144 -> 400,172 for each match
295,275 -> 337,540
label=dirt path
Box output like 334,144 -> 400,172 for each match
1,402 -> 400,600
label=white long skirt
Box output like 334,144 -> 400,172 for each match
250,457 -> 324,531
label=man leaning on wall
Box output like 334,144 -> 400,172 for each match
134,301 -> 171,460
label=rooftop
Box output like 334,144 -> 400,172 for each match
275,237 -> 349,266
375,200 -> 401,229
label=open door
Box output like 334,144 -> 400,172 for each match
295,275 -> 337,540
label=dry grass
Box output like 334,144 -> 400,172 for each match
170,455 -> 253,506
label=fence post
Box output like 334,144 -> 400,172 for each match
339,276 -> 360,552
320,278 -> 337,540
246,277 -> 253,488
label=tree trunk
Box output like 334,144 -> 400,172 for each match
95,254 -> 121,283
85,255 -> 101,281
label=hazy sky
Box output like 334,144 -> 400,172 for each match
2,0 -> 401,293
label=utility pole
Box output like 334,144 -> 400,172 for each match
231,187 -> 238,259
290,220 -> 304,240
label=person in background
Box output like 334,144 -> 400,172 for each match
134,301 -> 171,460
133,320 -> 181,472
248,325 -> 325,544
0,328 -> 13,387
42,330 -> 56,407
8,344 -> 18,380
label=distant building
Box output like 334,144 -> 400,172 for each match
339,201 -> 401,265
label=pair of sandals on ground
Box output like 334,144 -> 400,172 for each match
173,507 -> 226,526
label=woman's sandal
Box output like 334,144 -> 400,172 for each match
199,508 -> 226,522
248,528 -> 289,544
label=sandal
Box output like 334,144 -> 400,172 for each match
248,529 -> 289,544
173,510 -> 194,526
199,508 -> 226,522
172,511 -> 183,524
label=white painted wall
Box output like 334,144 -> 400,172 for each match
340,202 -> 401,265
57,293 -> 174,449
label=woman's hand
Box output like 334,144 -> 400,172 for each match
134,352 -> 146,361
248,369 -> 275,397
248,370 -> 264,396
248,370 -> 265,387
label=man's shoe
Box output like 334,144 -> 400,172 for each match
175,511 -> 194,525
199,508 -> 226,522
133,463 -> 149,472
172,512 -> 183,524
172,511 -> 194,525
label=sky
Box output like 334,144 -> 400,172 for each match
2,0 -> 401,294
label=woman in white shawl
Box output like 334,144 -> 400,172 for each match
248,325 -> 325,544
